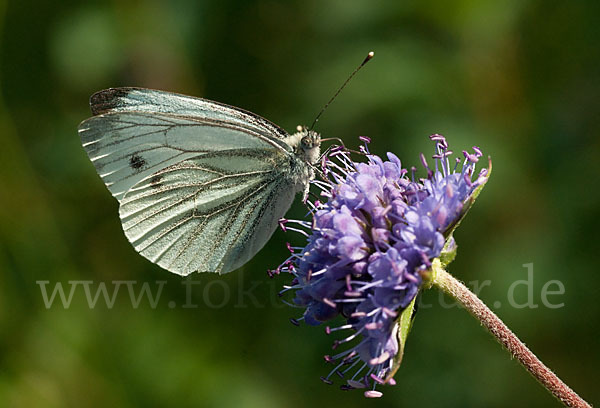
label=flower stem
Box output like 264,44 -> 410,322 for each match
431,262 -> 591,408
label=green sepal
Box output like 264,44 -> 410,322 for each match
430,257 -> 444,284
385,294 -> 417,382
439,235 -> 457,268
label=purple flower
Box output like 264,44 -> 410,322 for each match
275,135 -> 489,397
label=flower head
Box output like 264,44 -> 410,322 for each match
275,135 -> 490,397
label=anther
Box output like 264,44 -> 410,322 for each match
364,390 -> 383,398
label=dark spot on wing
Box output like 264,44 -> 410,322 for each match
129,154 -> 147,171
90,88 -> 133,115
149,174 -> 163,188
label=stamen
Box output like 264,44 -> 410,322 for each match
429,133 -> 447,148
335,326 -> 366,346
311,268 -> 327,277
453,157 -> 460,172
347,380 -> 367,389
364,322 -> 382,330
340,361 -> 362,377
370,373 -> 386,384
382,307 -> 398,318
356,279 -> 385,292
463,150 -> 479,163
342,350 -> 358,363
368,351 -> 390,366
305,201 -> 318,214
322,298 -> 337,308
279,298 -> 302,308
405,272 -> 420,283
320,376 -> 333,385
464,170 -> 473,187
283,226 -> 309,237
420,153 -> 430,172
312,179 -> 333,191
326,324 -> 353,333
349,362 -> 368,381
327,160 -> 352,177
330,343 -> 363,362
334,298 -> 366,303
365,307 -> 382,317
324,360 -> 347,382
278,218 -> 287,231
432,150 -> 453,159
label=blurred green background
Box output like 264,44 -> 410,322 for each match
1,0 -> 598,407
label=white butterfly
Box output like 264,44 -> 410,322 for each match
79,88 -> 321,276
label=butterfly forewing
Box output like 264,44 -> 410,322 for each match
79,88 -> 306,275
89,87 -> 289,142
80,111 -> 290,200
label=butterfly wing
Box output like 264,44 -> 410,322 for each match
79,88 -> 303,275
89,87 -> 289,139
80,88 -> 291,200
119,148 -> 296,275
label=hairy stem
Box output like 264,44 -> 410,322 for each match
431,263 -> 591,408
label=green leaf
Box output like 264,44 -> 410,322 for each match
385,294 -> 418,382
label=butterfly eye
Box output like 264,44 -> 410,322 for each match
301,136 -> 312,148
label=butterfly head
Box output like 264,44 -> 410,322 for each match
293,126 -> 321,165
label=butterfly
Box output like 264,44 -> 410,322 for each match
79,87 -> 321,276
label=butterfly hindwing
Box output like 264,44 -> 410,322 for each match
119,149 -> 295,275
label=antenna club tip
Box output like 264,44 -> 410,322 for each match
361,51 -> 375,65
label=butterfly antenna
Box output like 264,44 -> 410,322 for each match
309,51 -> 374,131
